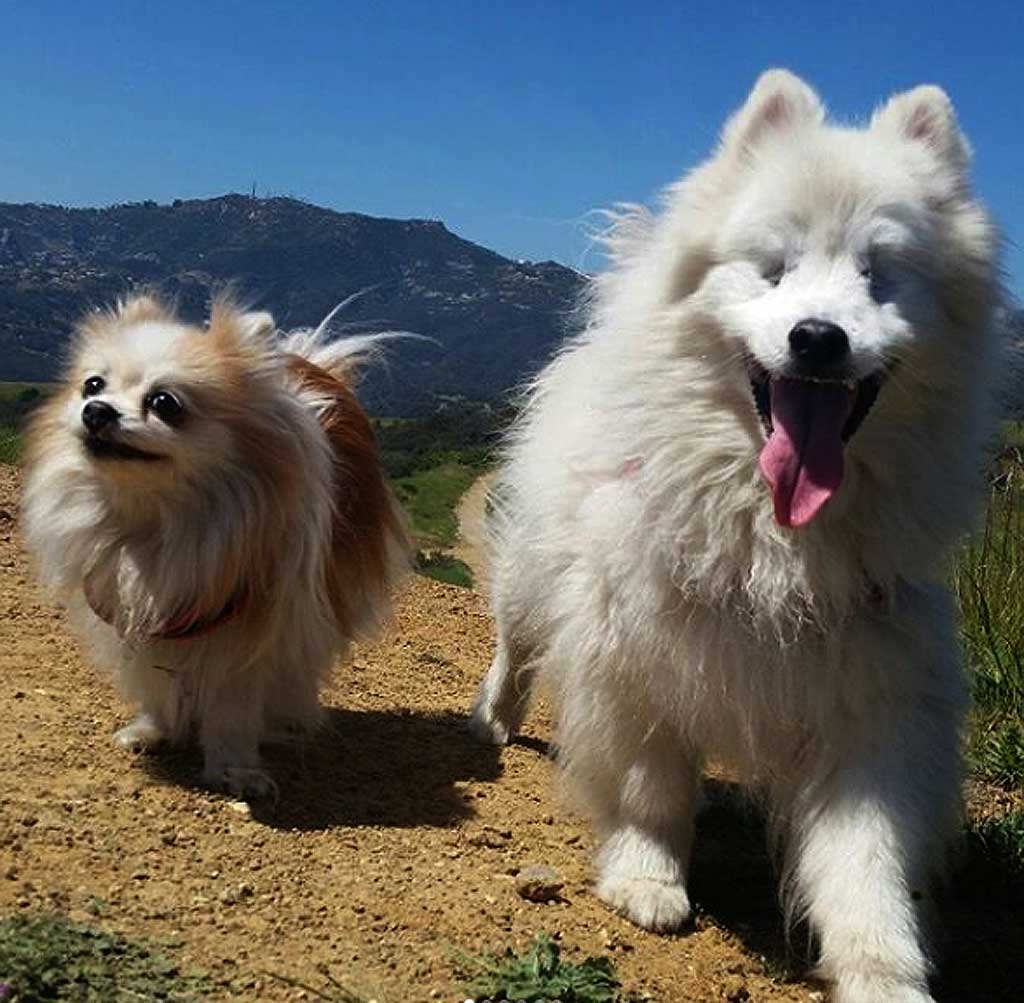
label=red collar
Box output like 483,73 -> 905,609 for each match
83,573 -> 246,641
151,594 -> 246,640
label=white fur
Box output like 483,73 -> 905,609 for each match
471,70 -> 1002,1002
23,298 -> 408,800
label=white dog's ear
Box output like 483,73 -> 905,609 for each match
871,85 -> 970,172
723,69 -> 824,153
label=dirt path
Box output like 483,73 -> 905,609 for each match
1,465 -> 1019,1002
448,472 -> 493,582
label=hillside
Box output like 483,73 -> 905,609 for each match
0,195 -> 585,413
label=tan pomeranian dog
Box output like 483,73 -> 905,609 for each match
22,295 -> 408,800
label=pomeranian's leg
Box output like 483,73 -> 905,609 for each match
112,661 -> 176,753
198,670 -> 276,801
782,693 -> 962,1003
570,700 -> 700,933
263,654 -> 328,741
114,712 -> 167,752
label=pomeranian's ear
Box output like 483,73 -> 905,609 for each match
209,299 -> 277,352
114,294 -> 170,326
722,69 -> 824,154
871,84 -> 970,172
236,310 -> 276,343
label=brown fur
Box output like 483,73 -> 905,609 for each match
286,355 -> 407,634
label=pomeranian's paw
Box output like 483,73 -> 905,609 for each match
114,714 -> 166,753
595,875 -> 692,933
467,701 -> 514,745
202,764 -> 279,803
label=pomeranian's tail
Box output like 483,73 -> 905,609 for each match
280,290 -> 423,381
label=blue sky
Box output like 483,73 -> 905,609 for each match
4,1 -> 1024,293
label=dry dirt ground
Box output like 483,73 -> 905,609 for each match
1,463 -> 1021,1002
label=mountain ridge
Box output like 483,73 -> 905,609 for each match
0,193 -> 587,413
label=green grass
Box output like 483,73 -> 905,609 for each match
953,434 -> 1024,787
0,382 -> 53,465
970,810 -> 1024,872
0,381 -> 54,402
391,460 -> 479,549
962,810 -> 1024,903
457,934 -> 647,1003
0,913 -> 215,1002
415,550 -> 474,588
0,426 -> 21,465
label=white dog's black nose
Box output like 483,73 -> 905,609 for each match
82,400 -> 120,434
789,319 -> 850,372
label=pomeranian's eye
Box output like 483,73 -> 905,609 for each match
145,390 -> 185,426
763,262 -> 785,287
82,376 -> 106,398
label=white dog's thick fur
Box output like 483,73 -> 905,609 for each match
23,296 -> 407,799
470,71 -> 1001,1001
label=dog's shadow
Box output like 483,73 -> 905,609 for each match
687,780 -> 806,976
689,780 -> 1024,1002
141,707 -> 502,830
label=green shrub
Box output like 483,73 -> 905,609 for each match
0,913 -> 214,1002
458,934 -> 647,1003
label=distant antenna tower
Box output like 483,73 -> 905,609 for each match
251,182 -> 257,201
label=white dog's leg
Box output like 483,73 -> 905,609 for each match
587,722 -> 700,933
198,672 -> 276,802
468,637 -> 536,745
785,703 -> 960,1003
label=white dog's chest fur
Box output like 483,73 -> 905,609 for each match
540,470 -> 963,783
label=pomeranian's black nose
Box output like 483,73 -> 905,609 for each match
81,400 -> 120,434
788,319 -> 850,372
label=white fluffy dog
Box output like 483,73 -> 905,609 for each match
470,70 -> 1001,1002
23,296 -> 408,799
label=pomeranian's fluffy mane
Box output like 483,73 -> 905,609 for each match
75,289 -> 409,384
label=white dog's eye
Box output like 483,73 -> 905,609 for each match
145,390 -> 185,427
763,262 -> 785,287
862,255 -> 894,302
82,376 -> 106,398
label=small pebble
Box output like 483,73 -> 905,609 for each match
515,863 -> 563,902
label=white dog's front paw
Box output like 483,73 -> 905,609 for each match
467,701 -> 514,745
114,714 -> 166,753
832,973 -> 934,1003
201,765 -> 279,803
594,875 -> 692,932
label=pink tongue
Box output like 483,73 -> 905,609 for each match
758,379 -> 852,528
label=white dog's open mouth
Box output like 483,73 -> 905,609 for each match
748,362 -> 883,528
